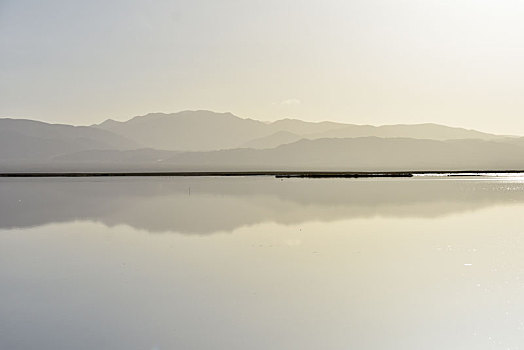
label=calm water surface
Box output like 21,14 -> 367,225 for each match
1,176 -> 524,349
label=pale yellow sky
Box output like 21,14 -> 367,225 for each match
1,0 -> 524,134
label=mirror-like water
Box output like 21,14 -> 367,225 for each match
1,176 -> 524,349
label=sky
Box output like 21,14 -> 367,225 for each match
1,0 -> 524,134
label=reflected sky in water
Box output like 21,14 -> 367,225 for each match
1,177 -> 524,349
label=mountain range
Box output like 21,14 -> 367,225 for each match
1,110 -> 524,171
96,110 -> 505,151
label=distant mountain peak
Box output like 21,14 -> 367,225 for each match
123,110 -> 244,124
98,118 -> 119,127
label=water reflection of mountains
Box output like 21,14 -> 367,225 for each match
1,177 -> 523,234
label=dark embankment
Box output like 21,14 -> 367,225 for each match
0,171 -> 414,178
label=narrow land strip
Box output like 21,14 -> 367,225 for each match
1,170 -> 523,178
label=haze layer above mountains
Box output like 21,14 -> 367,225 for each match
2,110 -> 524,171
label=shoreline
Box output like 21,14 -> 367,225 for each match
1,170 -> 524,178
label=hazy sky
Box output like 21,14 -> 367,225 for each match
1,0 -> 524,133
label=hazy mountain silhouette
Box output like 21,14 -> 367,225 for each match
0,118 -> 139,160
307,123 -> 503,141
245,121 -> 506,149
2,111 -> 524,171
96,110 -> 507,151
